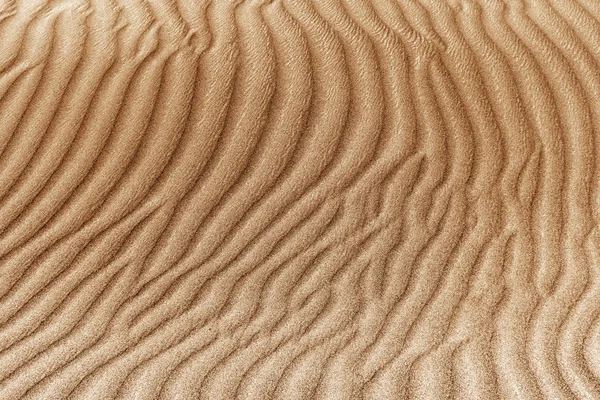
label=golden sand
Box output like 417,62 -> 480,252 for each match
0,0 -> 600,398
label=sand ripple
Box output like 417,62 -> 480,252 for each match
0,0 -> 600,398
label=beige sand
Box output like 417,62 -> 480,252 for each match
0,0 -> 600,398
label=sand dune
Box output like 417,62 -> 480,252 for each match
1,0 -> 600,398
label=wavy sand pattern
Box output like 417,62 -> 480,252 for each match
1,0 -> 600,398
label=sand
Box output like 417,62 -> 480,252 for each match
0,0 -> 599,398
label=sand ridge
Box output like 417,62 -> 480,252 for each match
0,0 -> 600,398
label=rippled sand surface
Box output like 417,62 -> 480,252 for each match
1,0 -> 600,398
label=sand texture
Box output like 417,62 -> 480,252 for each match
1,0 -> 600,398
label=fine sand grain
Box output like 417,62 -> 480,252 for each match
1,0 -> 600,398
